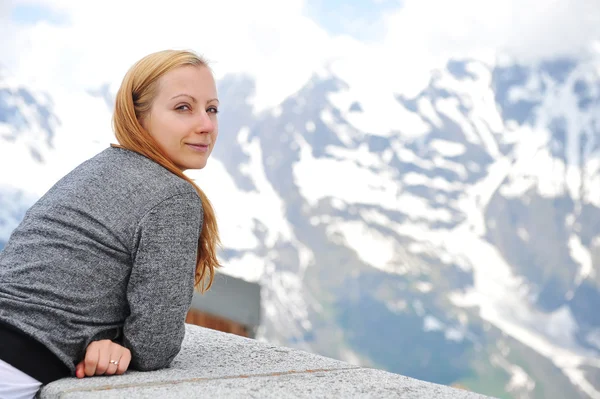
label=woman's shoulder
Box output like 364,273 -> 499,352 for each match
84,146 -> 195,194
42,146 -> 197,212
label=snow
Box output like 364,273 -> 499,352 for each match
403,172 -> 463,192
0,87 -> 112,197
393,144 -> 435,170
194,163 -> 260,251
522,61 -> 600,205
433,61 -> 503,157
429,139 -> 466,157
386,299 -> 408,313
438,63 -> 600,391
415,281 -> 433,293
326,74 -> 430,139
498,125 -> 553,199
326,220 -> 396,272
330,198 -> 347,211
264,269 -> 314,344
585,329 -> 600,351
445,328 -> 464,342
569,234 -> 595,284
338,348 -> 365,367
585,157 -> 600,208
423,315 -> 443,332
393,106 -> 432,138
397,193 -> 454,222
417,97 -> 443,128
296,241 -> 315,279
536,150 -> 569,198
359,208 -> 394,226
449,181 -> 600,399
219,252 -> 265,282
326,143 -> 393,170
236,126 -> 251,144
491,354 -> 536,395
431,155 -> 469,180
319,108 -> 356,146
466,156 -> 511,217
189,134 -> 293,253
499,175 -> 536,198
435,97 -> 480,145
270,56 -> 600,397
517,227 -> 530,242
294,134 -> 402,210
507,73 -> 544,104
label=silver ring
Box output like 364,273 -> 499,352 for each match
109,360 -> 119,365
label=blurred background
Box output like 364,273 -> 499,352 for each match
2,0 -> 600,397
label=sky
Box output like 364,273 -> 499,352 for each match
1,0 -> 600,111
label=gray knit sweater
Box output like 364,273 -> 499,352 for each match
0,146 -> 203,374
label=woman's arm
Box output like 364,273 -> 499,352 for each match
123,192 -> 203,371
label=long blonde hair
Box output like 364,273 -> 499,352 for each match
112,49 -> 220,292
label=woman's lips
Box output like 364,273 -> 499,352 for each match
186,143 -> 209,152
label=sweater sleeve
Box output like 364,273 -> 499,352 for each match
123,192 -> 203,371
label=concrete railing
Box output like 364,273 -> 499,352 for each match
41,324 -> 494,398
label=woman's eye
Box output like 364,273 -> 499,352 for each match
176,104 -> 191,111
207,106 -> 219,114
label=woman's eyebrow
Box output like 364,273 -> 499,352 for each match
170,94 -> 197,102
171,94 -> 219,105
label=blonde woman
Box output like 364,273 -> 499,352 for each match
0,49 -> 221,398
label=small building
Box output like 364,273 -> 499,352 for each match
185,272 -> 261,338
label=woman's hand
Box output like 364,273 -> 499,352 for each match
75,339 -> 132,378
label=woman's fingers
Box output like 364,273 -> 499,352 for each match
95,340 -> 111,375
75,361 -> 85,379
105,353 -> 120,375
103,342 -> 129,376
79,340 -> 131,378
116,348 -> 131,375
84,342 -> 100,377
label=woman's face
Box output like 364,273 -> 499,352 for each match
142,65 -> 219,171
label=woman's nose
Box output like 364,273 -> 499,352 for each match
195,112 -> 214,134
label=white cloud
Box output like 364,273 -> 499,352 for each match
2,0 -> 599,111
384,0 -> 600,64
326,0 -> 600,101
2,0 -> 340,110
0,1 -> 13,18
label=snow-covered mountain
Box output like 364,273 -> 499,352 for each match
0,72 -> 57,246
1,54 -> 600,399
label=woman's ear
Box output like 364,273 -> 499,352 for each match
138,114 -> 149,131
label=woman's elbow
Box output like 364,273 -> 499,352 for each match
130,344 -> 181,371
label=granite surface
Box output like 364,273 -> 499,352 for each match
41,324 -> 494,398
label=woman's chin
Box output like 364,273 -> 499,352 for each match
177,159 -> 208,171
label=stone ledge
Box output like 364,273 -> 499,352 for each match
41,324 -> 494,398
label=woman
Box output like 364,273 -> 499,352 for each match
0,49 -> 221,397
